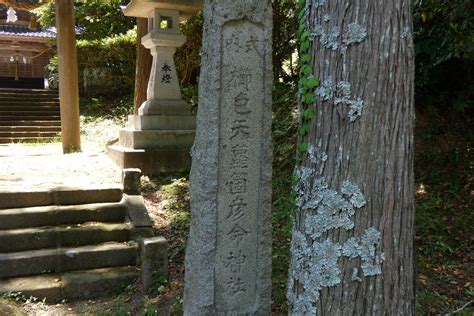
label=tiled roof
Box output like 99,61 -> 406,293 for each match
0,24 -> 56,38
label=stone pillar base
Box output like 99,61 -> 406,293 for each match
107,99 -> 195,174
107,145 -> 192,174
139,99 -> 191,115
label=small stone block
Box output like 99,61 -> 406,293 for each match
122,168 -> 142,195
139,236 -> 168,291
122,194 -> 153,228
131,227 -> 155,240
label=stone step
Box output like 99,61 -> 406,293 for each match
0,222 -> 131,252
0,98 -> 59,103
0,136 -> 59,144
0,266 -> 138,302
0,185 -> 123,209
0,120 -> 61,126
0,92 -> 59,99
0,93 -> 58,97
0,105 -> 60,111
0,242 -> 138,278
0,88 -> 58,94
0,110 -> 60,116
0,126 -> 61,132
0,97 -> 58,102
0,131 -> 60,138
0,99 -> 59,104
0,115 -> 60,121
0,202 -> 127,230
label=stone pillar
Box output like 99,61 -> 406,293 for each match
108,8 -> 196,174
55,0 -> 81,153
184,1 -> 273,314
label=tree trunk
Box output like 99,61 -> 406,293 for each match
134,17 -> 152,114
288,1 -> 415,315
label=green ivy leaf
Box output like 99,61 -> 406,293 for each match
300,77 -> 308,88
298,142 -> 309,152
300,31 -> 310,41
298,8 -> 306,21
305,92 -> 316,103
300,40 -> 310,52
302,64 -> 312,76
303,108 -> 316,119
298,124 -> 310,136
306,76 -> 320,89
298,23 -> 305,36
301,54 -> 311,63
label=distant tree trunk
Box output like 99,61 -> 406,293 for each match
134,17 -> 152,114
288,1 -> 415,315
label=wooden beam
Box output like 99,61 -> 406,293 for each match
55,0 -> 81,153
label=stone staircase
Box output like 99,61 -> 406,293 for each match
0,88 -> 61,144
0,185 -> 165,302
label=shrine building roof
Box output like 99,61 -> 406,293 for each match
0,23 -> 55,38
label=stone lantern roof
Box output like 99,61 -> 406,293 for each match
122,0 -> 203,18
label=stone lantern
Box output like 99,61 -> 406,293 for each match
108,0 -> 203,173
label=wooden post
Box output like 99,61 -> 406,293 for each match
55,0 -> 81,153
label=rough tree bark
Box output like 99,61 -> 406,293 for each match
134,17 -> 152,114
288,0 -> 415,315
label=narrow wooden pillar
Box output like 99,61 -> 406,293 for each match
55,0 -> 81,153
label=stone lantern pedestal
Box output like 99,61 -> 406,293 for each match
108,0 -> 202,173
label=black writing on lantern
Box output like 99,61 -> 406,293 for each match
161,63 -> 172,83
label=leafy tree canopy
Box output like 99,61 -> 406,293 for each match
33,0 -> 135,40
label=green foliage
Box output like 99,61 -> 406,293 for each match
143,174 -> 191,263
271,82 -> 298,314
37,1 -> 137,98
47,29 -> 137,97
0,292 -> 37,303
175,12 -> 203,88
414,109 -> 473,315
296,0 -> 318,152
273,0 -> 299,82
34,0 -> 135,40
76,28 -> 137,96
147,272 -> 168,296
174,12 -> 203,111
414,0 -> 474,109
80,94 -> 134,119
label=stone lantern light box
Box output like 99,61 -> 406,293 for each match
122,0 -> 203,113
107,0 -> 203,174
